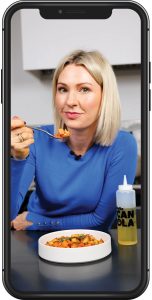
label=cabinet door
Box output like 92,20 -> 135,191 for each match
20,8 -> 141,70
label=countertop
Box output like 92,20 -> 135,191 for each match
10,229 -> 141,293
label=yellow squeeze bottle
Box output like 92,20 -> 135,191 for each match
116,175 -> 137,245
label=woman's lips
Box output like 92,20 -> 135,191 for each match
64,112 -> 83,120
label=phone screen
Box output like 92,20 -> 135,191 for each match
3,2 -> 149,299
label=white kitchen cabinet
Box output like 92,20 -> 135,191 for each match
19,8 -> 141,70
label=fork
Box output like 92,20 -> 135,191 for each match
28,126 -> 59,139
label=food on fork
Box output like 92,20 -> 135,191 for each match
46,233 -> 104,248
54,128 -> 70,139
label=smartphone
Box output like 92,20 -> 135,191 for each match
2,1 -> 150,299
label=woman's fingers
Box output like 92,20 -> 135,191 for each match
11,117 -> 25,130
12,138 -> 34,150
12,126 -> 33,135
11,116 -> 34,159
11,131 -> 34,144
11,130 -> 34,149
11,212 -> 33,230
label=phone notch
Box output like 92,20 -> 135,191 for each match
39,6 -> 112,19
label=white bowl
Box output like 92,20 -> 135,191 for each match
38,229 -> 112,264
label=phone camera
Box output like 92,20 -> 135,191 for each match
58,9 -> 63,14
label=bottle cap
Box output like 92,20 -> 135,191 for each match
118,175 -> 133,191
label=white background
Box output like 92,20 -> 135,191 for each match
0,0 -> 151,299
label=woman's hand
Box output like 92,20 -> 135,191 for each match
11,211 -> 33,230
11,116 -> 34,159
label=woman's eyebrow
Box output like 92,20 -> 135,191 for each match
57,82 -> 67,86
57,82 -> 93,86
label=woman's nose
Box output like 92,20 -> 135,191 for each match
66,91 -> 77,106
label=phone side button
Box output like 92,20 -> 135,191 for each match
149,89 -> 151,111
149,62 -> 151,84
1,69 -> 3,104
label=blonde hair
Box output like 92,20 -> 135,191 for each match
52,50 -> 121,146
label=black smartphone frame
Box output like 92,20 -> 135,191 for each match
2,1 -> 150,299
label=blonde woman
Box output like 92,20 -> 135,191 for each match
11,50 -> 137,231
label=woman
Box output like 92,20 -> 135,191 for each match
11,50 -> 137,231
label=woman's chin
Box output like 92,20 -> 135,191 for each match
64,120 -> 82,130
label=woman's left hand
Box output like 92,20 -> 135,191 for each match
11,211 -> 33,230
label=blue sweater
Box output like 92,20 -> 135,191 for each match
11,125 -> 137,231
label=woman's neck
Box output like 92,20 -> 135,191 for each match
67,126 -> 96,156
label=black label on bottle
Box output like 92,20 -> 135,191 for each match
117,207 -> 136,227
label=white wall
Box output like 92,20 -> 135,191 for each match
116,69 -> 140,122
20,8 -> 141,70
11,10 -> 140,125
11,11 -> 54,125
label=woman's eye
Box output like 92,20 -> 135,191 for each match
57,87 -> 67,93
80,87 -> 90,93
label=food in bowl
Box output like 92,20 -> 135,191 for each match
46,233 -> 104,248
54,128 -> 70,138
39,229 -> 111,263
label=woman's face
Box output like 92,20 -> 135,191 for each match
55,64 -> 102,131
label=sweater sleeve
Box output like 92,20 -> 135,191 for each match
11,144 -> 36,220
26,133 -> 138,231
